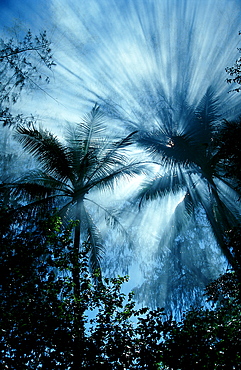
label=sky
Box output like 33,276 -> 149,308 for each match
1,0 -> 241,131
1,0 -> 241,311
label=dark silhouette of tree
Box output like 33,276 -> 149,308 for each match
226,31 -> 241,92
0,213 -> 74,369
1,212 -> 240,369
0,29 -> 55,126
134,87 -> 241,269
160,270 -> 241,370
215,118 -> 241,191
0,210 -> 164,369
0,29 -> 55,185
5,104 -> 144,368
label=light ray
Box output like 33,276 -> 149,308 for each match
1,0 -> 241,312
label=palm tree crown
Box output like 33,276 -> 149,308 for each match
11,105 -> 144,272
135,88 -> 241,268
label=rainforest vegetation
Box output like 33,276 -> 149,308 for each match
1,27 -> 241,369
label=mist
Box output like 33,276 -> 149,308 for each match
1,0 -> 241,314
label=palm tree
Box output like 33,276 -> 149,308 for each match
6,104 -> 145,368
134,88 -> 241,270
12,104 -> 145,274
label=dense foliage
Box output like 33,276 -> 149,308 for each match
160,271 -> 241,369
0,213 -> 164,369
0,213 -> 73,368
1,210 -> 241,369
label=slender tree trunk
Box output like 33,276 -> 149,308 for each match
73,220 -> 81,299
72,200 -> 85,370
209,180 -> 237,268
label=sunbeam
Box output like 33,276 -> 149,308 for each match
1,0 -> 241,312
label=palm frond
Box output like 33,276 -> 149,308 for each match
138,128 -> 212,170
153,191 -> 195,259
176,87 -> 219,145
112,130 -> 138,148
74,104 -> 107,156
182,191 -> 196,216
3,170 -> 74,219
195,86 -> 220,128
7,193 -> 59,218
65,105 -> 114,183
55,199 -> 76,224
10,170 -> 73,198
196,192 -> 235,265
84,208 -> 104,274
77,149 -> 101,184
137,87 -> 220,171
132,171 -> 186,208
14,125 -> 73,181
85,197 -> 130,239
84,131 -> 138,186
88,161 -> 147,193
170,194 -> 194,232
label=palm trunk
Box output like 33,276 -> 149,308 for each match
208,179 -> 237,268
73,220 -> 81,299
72,200 -> 85,370
197,168 -> 238,269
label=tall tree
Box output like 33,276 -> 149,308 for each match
133,88 -> 241,269
6,104 -> 144,368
